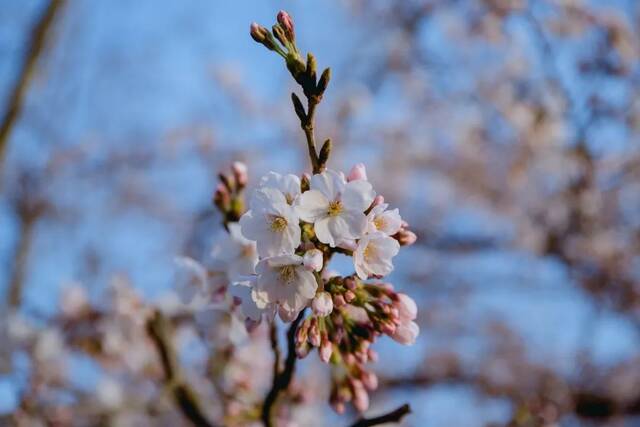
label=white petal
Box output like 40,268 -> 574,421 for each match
296,190 -> 329,222
310,169 -> 345,200
334,210 -> 367,240
314,217 -> 335,246
343,180 -> 375,212
250,187 -> 287,212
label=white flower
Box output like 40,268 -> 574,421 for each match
240,187 -> 301,257
303,248 -> 323,272
259,171 -> 301,205
229,277 -> 273,322
297,169 -> 375,247
354,232 -> 400,279
366,203 -> 402,236
255,254 -> 317,315
212,223 -> 258,280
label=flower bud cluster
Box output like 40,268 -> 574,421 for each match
295,277 -> 419,412
214,162 -> 248,226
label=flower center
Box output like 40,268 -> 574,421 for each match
363,243 -> 376,261
374,217 -> 386,230
270,216 -> 288,232
278,265 -> 296,284
327,200 -> 343,217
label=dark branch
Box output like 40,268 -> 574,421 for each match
350,404 -> 412,427
261,310 -> 306,427
146,310 -> 215,427
0,0 -> 66,172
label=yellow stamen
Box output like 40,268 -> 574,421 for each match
278,265 -> 296,284
270,216 -> 288,232
327,200 -> 343,217
363,243 -> 375,261
374,217 -> 386,230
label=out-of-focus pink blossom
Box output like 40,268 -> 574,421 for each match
391,320 -> 419,345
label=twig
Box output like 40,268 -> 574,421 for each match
0,0 -> 66,172
269,322 -> 281,377
146,310 -> 215,427
350,403 -> 412,427
261,310 -> 306,427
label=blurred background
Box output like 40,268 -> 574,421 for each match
1,0 -> 640,426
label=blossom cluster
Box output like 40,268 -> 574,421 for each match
211,161 -> 418,412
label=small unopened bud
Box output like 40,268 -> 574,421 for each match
303,249 -> 323,272
344,277 -> 357,290
344,290 -> 356,303
277,10 -> 295,42
319,337 -> 333,363
391,320 -> 420,345
231,161 -> 248,188
308,319 -> 321,347
361,371 -> 378,391
367,349 -> 378,362
395,293 -> 417,321
296,341 -> 310,358
347,163 -> 367,182
312,292 -> 333,317
394,229 -> 417,246
352,382 -> 369,412
250,22 -> 278,51
333,294 -> 346,308
213,183 -> 230,210
371,195 -> 384,208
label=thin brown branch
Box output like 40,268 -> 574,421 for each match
0,0 -> 66,172
146,310 -> 215,427
261,310 -> 306,427
350,404 -> 412,427
269,321 -> 281,377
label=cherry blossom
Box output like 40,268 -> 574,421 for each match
240,187 -> 301,257
255,254 -> 318,318
297,169 -> 375,247
354,232 -> 400,279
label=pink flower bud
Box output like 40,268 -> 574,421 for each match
395,293 -> 417,321
303,249 -> 323,272
391,320 -> 419,345
249,22 -> 266,42
309,320 -> 321,347
333,294 -> 346,308
344,290 -> 356,303
344,277 -> 357,290
347,163 -> 368,182
312,292 -> 333,317
367,349 -> 378,362
362,371 -> 378,390
319,338 -> 333,363
352,382 -> 369,412
213,183 -> 230,209
231,161 -> 248,187
276,10 -> 295,41
296,341 -> 310,358
395,229 -> 417,246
